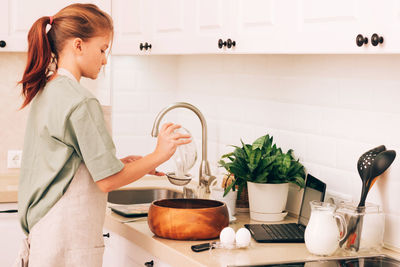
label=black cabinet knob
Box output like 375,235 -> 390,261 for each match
371,33 -> 384,46
356,34 -> 368,47
144,260 -> 154,266
218,39 -> 226,49
218,39 -> 236,49
139,42 -> 152,51
103,233 -> 110,238
0,40 -> 6,48
226,38 -> 236,48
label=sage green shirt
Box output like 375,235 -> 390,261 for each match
18,75 -> 124,235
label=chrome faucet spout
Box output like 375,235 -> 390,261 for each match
151,102 -> 215,193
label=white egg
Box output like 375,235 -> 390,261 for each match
235,227 -> 251,248
219,227 -> 236,247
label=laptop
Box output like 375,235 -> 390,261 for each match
244,174 -> 326,243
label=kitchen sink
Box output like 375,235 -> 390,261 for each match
107,188 -> 183,205
108,188 -> 183,217
228,255 -> 400,267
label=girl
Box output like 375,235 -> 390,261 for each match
15,3 -> 190,267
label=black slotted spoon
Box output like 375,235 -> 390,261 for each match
340,145 -> 385,249
357,145 -> 386,207
341,145 -> 396,250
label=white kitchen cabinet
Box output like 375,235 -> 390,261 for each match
103,228 -> 171,267
111,0 -> 400,54
0,0 -> 111,52
111,0 -> 151,55
190,0 -> 234,53
3,0 -> 399,54
293,0 -> 400,53
0,203 -> 25,267
112,0 -> 193,55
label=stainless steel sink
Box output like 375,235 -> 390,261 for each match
228,255 -> 400,267
107,188 -> 183,205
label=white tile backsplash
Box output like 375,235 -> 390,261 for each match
112,54 -> 400,249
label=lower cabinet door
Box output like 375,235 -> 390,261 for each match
0,203 -> 25,267
103,228 -> 172,267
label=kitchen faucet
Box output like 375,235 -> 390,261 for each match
151,102 -> 216,195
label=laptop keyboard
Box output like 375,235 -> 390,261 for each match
245,223 -> 305,243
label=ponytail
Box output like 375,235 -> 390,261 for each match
19,16 -> 53,109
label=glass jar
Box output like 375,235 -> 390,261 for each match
336,202 -> 385,254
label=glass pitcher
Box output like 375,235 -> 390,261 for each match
304,201 -> 347,256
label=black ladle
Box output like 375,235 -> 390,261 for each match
359,149 -> 396,206
340,146 -> 384,248
340,145 -> 396,251
351,149 -> 396,250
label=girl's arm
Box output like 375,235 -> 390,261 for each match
96,123 -> 190,193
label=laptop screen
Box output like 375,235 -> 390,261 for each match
297,174 -> 326,226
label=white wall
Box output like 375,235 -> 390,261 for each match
112,54 -> 400,249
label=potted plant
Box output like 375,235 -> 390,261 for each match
218,134 -> 306,221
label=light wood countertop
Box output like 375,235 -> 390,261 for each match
0,174 -> 18,203
104,176 -> 400,267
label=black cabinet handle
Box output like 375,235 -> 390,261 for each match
103,233 -> 110,238
0,209 -> 18,213
226,38 -> 236,48
218,39 -> 236,49
371,33 -> 384,46
139,42 -> 152,51
144,260 -> 154,266
0,40 -> 6,48
218,39 -> 226,49
356,34 -> 368,47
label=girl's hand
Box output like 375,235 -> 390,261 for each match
154,122 -> 192,162
149,170 -> 166,176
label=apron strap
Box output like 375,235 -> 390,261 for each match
14,238 -> 30,267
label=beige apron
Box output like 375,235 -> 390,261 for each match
14,163 -> 107,267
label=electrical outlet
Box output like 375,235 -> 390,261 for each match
324,190 -> 352,205
7,150 -> 22,169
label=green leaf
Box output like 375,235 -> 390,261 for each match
221,152 -> 234,159
223,180 -> 236,197
233,147 -> 247,161
229,164 -> 248,179
254,171 -> 269,183
252,135 -> 267,150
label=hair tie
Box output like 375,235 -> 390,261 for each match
49,16 -> 54,25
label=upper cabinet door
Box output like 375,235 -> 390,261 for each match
150,0 -> 193,54
233,0 -> 294,53
0,0 -> 111,52
112,0 -> 193,55
361,0 -> 400,53
294,0 -> 400,53
294,0 -> 370,53
192,0 -> 234,53
112,0 -> 152,55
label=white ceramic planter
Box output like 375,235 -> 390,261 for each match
210,186 -> 238,216
247,181 -> 289,222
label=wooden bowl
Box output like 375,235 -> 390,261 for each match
148,198 -> 229,240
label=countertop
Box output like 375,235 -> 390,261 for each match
104,176 -> 400,267
0,173 -> 18,203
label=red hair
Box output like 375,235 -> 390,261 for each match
19,3 -> 113,109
